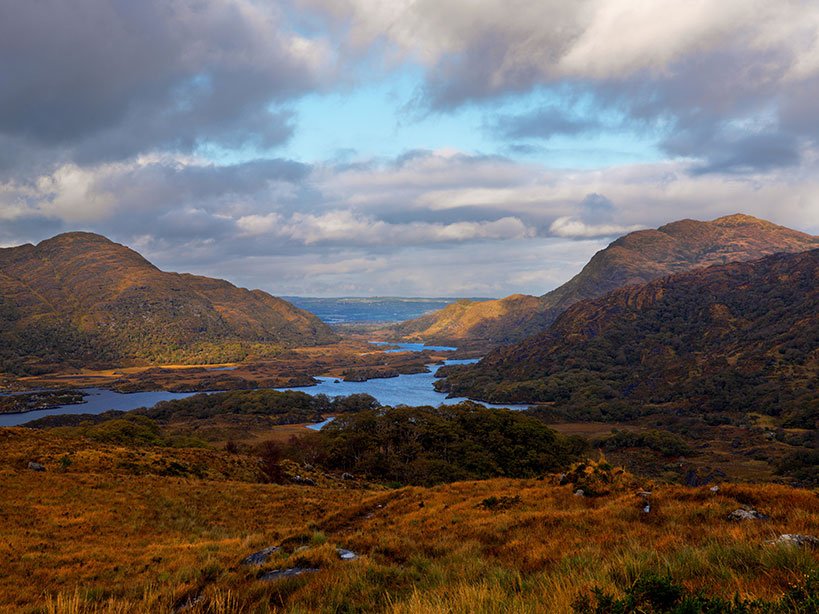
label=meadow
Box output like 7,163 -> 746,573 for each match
1,428 -> 817,613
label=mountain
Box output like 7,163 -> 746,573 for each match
391,214 -> 819,345
0,232 -> 336,373
437,249 -> 819,425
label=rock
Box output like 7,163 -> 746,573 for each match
710,485 -> 720,492
727,507 -> 769,522
337,548 -> 357,560
240,546 -> 280,566
767,534 -> 819,548
27,461 -> 45,472
558,473 -> 569,485
684,468 -> 726,487
574,489 -> 584,497
291,475 -> 317,486
260,567 -> 319,581
174,594 -> 203,612
342,472 -> 354,481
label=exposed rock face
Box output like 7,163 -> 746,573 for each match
390,214 -> 818,345
0,232 -> 336,372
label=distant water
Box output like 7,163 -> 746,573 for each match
283,296 -> 492,324
0,343 -> 522,427
0,388 -> 199,427
277,358 -> 528,411
370,341 -> 457,353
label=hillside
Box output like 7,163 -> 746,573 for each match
1,427 -> 818,612
390,214 -> 819,345
438,249 -> 819,424
0,232 -> 336,373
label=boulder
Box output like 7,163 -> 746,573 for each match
240,546 -> 280,566
260,567 -> 319,581
727,507 -> 768,522
767,534 -> 819,548
27,461 -> 45,472
291,475 -> 317,486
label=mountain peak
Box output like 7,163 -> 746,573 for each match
711,213 -> 771,226
37,231 -> 116,247
387,213 -> 817,346
0,232 -> 336,372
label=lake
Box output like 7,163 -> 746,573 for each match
283,297 -> 492,324
0,343 -> 525,427
0,388 -> 199,427
277,357 -> 526,411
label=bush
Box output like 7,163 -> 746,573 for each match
307,402 -> 588,486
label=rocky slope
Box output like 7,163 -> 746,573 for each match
0,232 -> 336,373
437,249 -> 819,423
391,214 -> 818,345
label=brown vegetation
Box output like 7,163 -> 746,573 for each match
388,214 -> 818,346
0,232 -> 336,375
0,426 -> 817,612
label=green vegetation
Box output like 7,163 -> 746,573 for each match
0,390 -> 86,415
441,251 -> 818,426
141,389 -> 380,424
294,402 -> 588,486
598,430 -> 693,458
572,571 -> 819,613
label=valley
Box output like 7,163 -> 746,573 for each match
1,219 -> 817,613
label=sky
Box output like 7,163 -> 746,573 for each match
1,1 -> 818,297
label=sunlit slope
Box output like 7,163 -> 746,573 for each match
0,232 -> 336,372
390,214 -> 818,345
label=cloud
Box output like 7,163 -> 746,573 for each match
491,107 -> 602,140
1,147 -> 816,295
0,0 -> 334,167
238,210 -> 535,245
549,216 -> 643,239
304,0 -> 819,174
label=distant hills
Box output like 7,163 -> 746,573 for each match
0,232 -> 336,374
390,214 -> 819,345
437,249 -> 819,426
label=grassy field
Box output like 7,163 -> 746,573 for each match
1,429 -> 817,613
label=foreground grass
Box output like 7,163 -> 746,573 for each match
1,432 -> 817,612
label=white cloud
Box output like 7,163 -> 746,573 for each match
240,209 -> 535,245
549,216 -> 643,238
310,0 -> 819,82
1,149 -> 817,295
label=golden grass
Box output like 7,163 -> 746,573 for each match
0,430 -> 817,612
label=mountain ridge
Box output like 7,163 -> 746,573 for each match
389,214 -> 819,345
437,249 -> 819,423
0,232 -> 337,373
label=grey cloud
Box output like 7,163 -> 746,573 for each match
1,147 -> 817,294
491,107 -> 601,140
684,133 -> 802,175
311,1 -> 819,175
0,0 -> 331,165
579,193 -> 615,220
